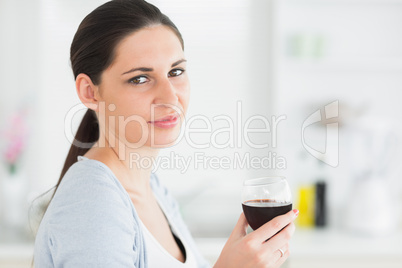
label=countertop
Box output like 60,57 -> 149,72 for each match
1,228 -> 402,268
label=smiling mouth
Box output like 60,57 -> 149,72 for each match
147,113 -> 180,123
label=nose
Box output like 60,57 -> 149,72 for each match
153,77 -> 179,107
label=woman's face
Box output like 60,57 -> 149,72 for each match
96,25 -> 189,149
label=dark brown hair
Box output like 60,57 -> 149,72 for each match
56,0 -> 183,198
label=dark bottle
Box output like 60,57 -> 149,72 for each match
315,181 -> 327,227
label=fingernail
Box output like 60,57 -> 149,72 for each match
293,209 -> 299,217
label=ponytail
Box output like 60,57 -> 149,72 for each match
31,109 -> 99,266
53,109 -> 99,197
33,109 -> 99,231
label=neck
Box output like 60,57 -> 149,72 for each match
89,134 -> 160,200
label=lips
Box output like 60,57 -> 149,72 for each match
147,113 -> 180,129
148,113 -> 179,123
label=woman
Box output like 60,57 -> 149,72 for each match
34,0 -> 298,267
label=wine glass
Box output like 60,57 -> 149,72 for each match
242,176 -> 292,230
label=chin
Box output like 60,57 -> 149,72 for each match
151,129 -> 183,148
148,125 -> 183,148
148,136 -> 181,148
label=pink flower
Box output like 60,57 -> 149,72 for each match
1,108 -> 29,171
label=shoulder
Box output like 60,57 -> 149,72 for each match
59,158 -> 127,196
47,159 -> 134,226
35,159 -> 141,267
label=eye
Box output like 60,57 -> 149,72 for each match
168,68 -> 185,77
129,76 -> 148,85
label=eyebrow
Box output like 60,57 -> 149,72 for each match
121,59 -> 187,76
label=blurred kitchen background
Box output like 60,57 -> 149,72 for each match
1,0 -> 402,267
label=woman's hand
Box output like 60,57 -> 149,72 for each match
214,209 -> 299,268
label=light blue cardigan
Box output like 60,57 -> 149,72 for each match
34,156 -> 211,268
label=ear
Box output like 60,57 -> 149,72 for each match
75,73 -> 100,111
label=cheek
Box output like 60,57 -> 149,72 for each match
111,92 -> 152,118
100,94 -> 153,139
122,119 -> 150,144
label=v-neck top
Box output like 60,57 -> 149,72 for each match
34,156 -> 210,268
138,201 -> 197,268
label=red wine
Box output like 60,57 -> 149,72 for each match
242,199 -> 292,230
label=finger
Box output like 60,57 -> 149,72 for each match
250,209 -> 298,242
229,212 -> 249,240
263,222 -> 295,251
274,247 -> 290,268
272,243 -> 289,262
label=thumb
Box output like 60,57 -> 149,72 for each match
229,212 -> 249,241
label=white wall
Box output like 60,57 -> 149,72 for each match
32,0 -> 106,195
0,0 -> 41,210
272,0 -> 402,229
